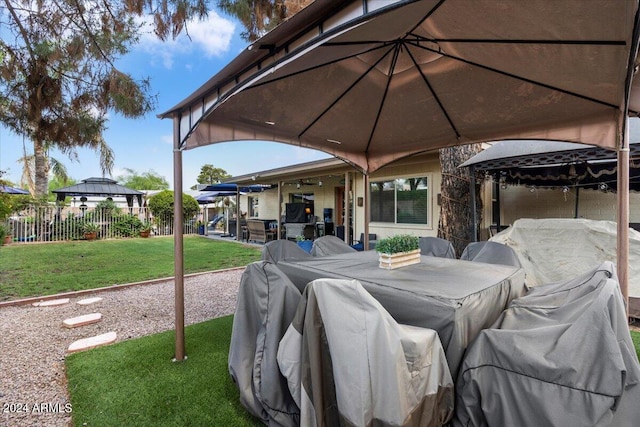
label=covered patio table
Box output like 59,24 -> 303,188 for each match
277,251 -> 526,377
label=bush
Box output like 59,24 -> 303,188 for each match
111,215 -> 143,237
148,190 -> 199,222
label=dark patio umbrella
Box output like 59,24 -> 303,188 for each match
161,0 -> 640,359
0,185 -> 29,195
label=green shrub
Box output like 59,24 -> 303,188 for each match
148,190 -> 199,222
111,215 -> 143,237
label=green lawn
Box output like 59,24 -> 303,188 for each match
66,315 -> 262,427
0,236 -> 261,300
65,320 -> 640,426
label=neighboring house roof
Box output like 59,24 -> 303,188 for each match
52,177 -> 144,206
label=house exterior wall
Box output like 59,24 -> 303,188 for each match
499,186 -> 640,225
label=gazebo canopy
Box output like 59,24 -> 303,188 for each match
52,177 -> 144,207
460,119 -> 640,191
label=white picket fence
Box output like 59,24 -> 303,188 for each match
4,205 -> 200,244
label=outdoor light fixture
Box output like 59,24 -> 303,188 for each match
265,121 -> 275,126
599,182 -> 609,191
529,186 -> 536,193
562,186 -> 569,193
327,139 -> 342,145
297,182 -> 301,189
318,180 -> 323,187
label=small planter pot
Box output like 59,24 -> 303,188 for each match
297,240 -> 313,253
378,249 -> 421,270
139,230 -> 151,238
84,232 -> 97,241
3,235 -> 12,245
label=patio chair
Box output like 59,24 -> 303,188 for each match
418,236 -> 456,259
454,262 -> 640,427
310,235 -> 357,256
277,278 -> 454,427
351,233 -> 377,251
460,241 -> 521,267
262,240 -> 312,264
228,261 -> 301,427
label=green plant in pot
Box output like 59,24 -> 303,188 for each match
0,223 -> 8,245
82,222 -> 100,240
296,235 -> 313,253
140,220 -> 153,237
375,234 -> 419,255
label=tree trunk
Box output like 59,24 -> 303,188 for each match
437,144 -> 483,257
33,138 -> 49,197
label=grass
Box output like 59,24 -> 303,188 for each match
0,236 -> 262,300
65,319 -> 640,426
66,315 -> 262,427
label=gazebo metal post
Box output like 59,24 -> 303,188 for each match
574,187 -> 580,219
277,181 -> 283,239
344,171 -> 350,244
470,166 -> 478,242
618,116 -> 630,317
363,173 -> 370,250
236,187 -> 241,240
173,116 -> 186,362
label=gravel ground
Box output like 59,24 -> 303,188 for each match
0,268 -> 244,427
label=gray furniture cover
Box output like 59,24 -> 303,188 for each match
459,241 -> 522,267
261,240 -> 312,264
277,278 -> 454,427
310,235 -> 357,256
228,261 -> 301,426
454,261 -> 640,427
277,251 -> 526,377
419,236 -> 456,259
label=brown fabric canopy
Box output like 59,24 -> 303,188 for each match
162,0 -> 640,174
161,0 -> 640,360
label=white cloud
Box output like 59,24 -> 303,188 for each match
161,134 -> 173,145
135,12 -> 235,69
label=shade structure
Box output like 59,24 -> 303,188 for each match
195,190 -> 243,204
161,0 -> 640,360
52,177 -> 144,207
162,0 -> 640,174
0,185 -> 29,195
460,118 -> 640,191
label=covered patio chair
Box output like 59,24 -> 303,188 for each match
460,241 -> 521,267
351,233 -> 377,251
454,262 -> 640,427
419,236 -> 456,259
261,240 -> 312,264
277,278 -> 454,427
310,235 -> 357,256
228,261 -> 301,427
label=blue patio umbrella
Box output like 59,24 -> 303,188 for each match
0,185 -> 29,195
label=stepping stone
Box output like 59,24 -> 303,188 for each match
77,297 -> 103,306
32,298 -> 70,307
67,332 -> 117,353
62,313 -> 102,329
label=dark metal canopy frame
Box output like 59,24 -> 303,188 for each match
52,177 -> 144,207
160,0 -> 640,360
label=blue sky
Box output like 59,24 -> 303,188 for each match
0,9 -> 330,190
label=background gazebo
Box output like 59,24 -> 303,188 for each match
53,177 -> 144,207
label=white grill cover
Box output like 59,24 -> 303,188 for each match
490,218 -> 640,296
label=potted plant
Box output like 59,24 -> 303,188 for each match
296,235 -> 313,253
82,222 -> 100,240
0,223 -> 10,245
375,234 -> 420,269
139,220 -> 152,238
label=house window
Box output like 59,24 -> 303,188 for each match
370,177 -> 428,225
248,196 -> 258,217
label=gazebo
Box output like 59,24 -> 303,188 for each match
52,177 -> 144,207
